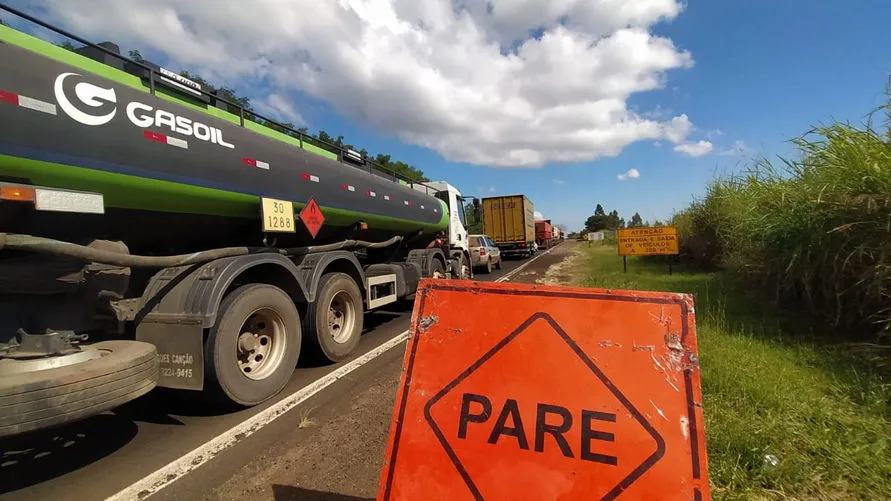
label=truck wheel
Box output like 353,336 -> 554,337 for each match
0,340 -> 158,438
495,258 -> 502,270
484,260 -> 493,273
430,258 -> 446,279
303,272 -> 363,363
455,254 -> 471,279
205,284 -> 301,406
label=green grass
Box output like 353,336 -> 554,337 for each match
577,244 -> 890,500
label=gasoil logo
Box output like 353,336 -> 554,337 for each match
53,72 -> 235,149
54,72 -> 117,126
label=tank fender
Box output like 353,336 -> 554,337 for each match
136,253 -> 309,329
292,250 -> 365,303
133,253 -> 310,391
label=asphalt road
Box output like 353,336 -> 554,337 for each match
0,243 -> 573,501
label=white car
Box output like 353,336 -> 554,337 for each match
468,234 -> 503,273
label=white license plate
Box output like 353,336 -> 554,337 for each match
35,188 -> 105,214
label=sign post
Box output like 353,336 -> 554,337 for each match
616,226 -> 679,273
378,279 -> 709,501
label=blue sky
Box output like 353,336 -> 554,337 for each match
278,1 -> 891,230
6,1 -> 891,231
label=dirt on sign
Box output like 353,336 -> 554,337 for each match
617,226 -> 679,256
377,279 -> 709,501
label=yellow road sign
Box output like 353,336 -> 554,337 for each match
617,226 -> 678,256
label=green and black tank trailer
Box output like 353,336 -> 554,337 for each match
0,6 -> 476,438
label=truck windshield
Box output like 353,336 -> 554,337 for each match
435,191 -> 468,228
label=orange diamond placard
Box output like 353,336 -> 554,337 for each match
299,198 -> 325,238
377,279 -> 710,501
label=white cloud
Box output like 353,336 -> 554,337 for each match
28,0 -> 696,167
673,140 -> 713,157
718,140 -> 750,156
552,179 -> 566,185
705,128 -> 725,139
534,211 -> 545,220
617,168 -> 640,181
488,186 -> 496,193
253,93 -> 306,126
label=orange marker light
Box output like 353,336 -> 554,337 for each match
0,185 -> 36,202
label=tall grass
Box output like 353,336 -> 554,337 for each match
672,107 -> 891,340
579,245 -> 891,500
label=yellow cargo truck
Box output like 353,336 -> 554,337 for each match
481,195 -> 537,258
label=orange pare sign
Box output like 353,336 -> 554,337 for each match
377,279 -> 709,501
617,226 -> 679,256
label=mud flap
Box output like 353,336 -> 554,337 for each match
136,323 -> 205,391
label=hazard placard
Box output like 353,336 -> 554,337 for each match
299,197 -> 325,239
377,280 -> 709,501
260,197 -> 295,233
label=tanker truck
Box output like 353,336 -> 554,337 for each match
0,7 -> 476,438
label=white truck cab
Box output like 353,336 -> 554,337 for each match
412,180 -> 475,278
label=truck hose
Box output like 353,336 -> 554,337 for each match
0,233 -> 403,268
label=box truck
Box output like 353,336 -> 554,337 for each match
480,195 -> 536,258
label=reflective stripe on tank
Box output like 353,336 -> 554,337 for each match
365,190 -> 377,197
300,173 -> 320,182
143,130 -> 188,149
384,195 -> 391,201
0,89 -> 58,115
242,157 -> 270,170
341,184 -> 356,192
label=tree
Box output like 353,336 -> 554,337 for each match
464,202 -> 482,233
128,49 -> 146,63
55,40 -> 78,51
629,212 -> 643,227
607,210 -> 622,230
585,204 -> 626,232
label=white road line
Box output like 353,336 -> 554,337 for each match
493,244 -> 559,283
107,245 -> 558,500
105,334 -> 408,501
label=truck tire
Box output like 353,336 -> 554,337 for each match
455,253 -> 471,280
0,340 -> 158,438
303,272 -> 363,363
204,284 -> 301,406
429,257 -> 446,278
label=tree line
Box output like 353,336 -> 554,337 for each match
48,40 -> 428,183
582,203 -> 663,233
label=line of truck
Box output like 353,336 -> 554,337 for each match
0,6 -> 556,439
